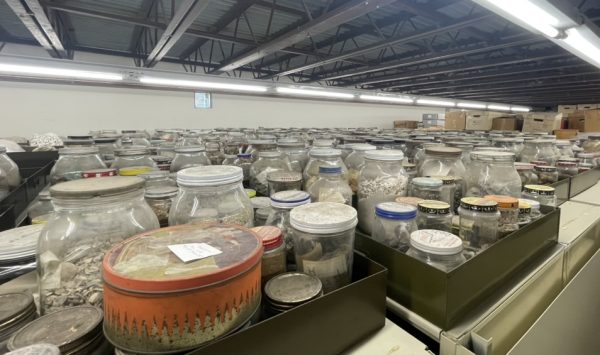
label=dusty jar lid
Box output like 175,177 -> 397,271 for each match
177,166 -> 243,186
534,165 -> 557,172
484,195 -> 519,209
364,149 -> 404,161
417,200 -> 451,215
271,190 -> 311,209
309,148 -> 341,158
395,196 -> 424,207
114,146 -> 150,156
411,177 -> 443,188
290,202 -> 357,234
145,185 -> 178,199
251,226 -> 283,251
81,168 -> 117,179
50,176 -> 144,199
376,202 -> 417,220
5,344 -> 60,355
103,224 -> 262,292
410,230 -> 463,256
351,144 -> 376,152
424,147 -> 461,157
265,272 -> 322,305
0,293 -> 35,327
58,147 -> 99,155
0,225 -> 43,263
7,306 -> 103,353
514,162 -> 534,171
267,171 -> 302,183
523,184 -> 555,196
460,197 -> 498,212
174,145 -> 205,153
519,198 -> 541,209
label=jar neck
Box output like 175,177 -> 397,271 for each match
52,189 -> 145,210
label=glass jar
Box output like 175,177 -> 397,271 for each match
176,134 -> 201,147
426,175 -> 457,212
251,226 -> 286,287
93,138 -> 118,161
138,170 -> 177,188
170,146 -> 211,172
357,150 -> 408,235
250,151 -> 292,196
122,131 -> 150,146
518,200 -> 531,226
28,189 -> 54,224
409,177 -> 443,200
204,139 -> 224,165
492,138 -> 523,159
254,207 -> 271,227
406,230 -> 466,272
157,143 -> 176,159
304,149 -> 348,191
416,200 -> 452,233
555,140 -> 575,158
371,202 -> 417,251
345,144 -> 376,194
169,166 -> 254,226
534,165 -> 559,184
458,197 -> 500,252
290,202 -> 357,293
484,195 -> 519,236
577,152 -> 596,167
277,141 -> 308,172
520,140 -> 557,164
519,198 -> 542,220
111,147 -> 157,171
418,147 -> 466,179
522,184 -> 557,207
582,135 -> 600,152
515,163 -> 538,187
38,176 -> 159,314
50,147 -> 106,185
447,142 -> 474,166
267,171 -> 303,196
233,153 -> 253,187
145,185 -> 178,227
466,151 -> 521,198
415,143 -> 445,170
246,139 -> 277,161
222,154 -> 237,166
308,166 -> 352,205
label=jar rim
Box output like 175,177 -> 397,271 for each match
290,202 -> 357,234
174,145 -> 205,153
375,202 -> 417,220
58,147 -> 99,155
50,176 -> 145,199
271,191 -> 310,208
176,166 -> 243,186
410,230 -> 463,256
364,149 -> 404,161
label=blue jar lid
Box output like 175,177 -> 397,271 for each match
237,153 -> 252,158
411,177 -> 443,188
319,166 -> 342,174
375,202 -> 417,220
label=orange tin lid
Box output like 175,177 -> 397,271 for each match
484,195 -> 519,209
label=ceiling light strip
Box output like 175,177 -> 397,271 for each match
276,87 -> 355,99
0,63 -> 123,81
140,76 -> 268,92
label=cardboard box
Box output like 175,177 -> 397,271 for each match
558,105 -> 577,114
466,111 -> 493,130
393,120 -> 418,129
445,111 -> 466,130
522,112 -> 563,133
553,129 -> 579,139
577,104 -> 598,111
568,109 -> 600,132
423,119 -> 445,128
492,116 -> 520,131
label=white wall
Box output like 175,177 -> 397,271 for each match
0,80 -> 444,137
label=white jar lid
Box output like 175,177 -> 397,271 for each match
271,190 -> 311,208
290,202 -> 358,234
309,148 -> 341,158
410,229 -> 463,256
177,166 -> 243,186
364,149 -> 404,161
351,144 -> 376,152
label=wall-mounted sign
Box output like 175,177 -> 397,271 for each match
194,92 -> 212,109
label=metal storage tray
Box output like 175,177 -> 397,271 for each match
569,167 -> 600,198
355,206 -> 560,329
188,252 -> 387,355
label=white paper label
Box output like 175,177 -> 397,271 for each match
168,243 -> 222,263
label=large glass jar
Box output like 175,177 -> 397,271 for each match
515,163 -> 538,187
290,202 -> 357,293
345,144 -> 376,194
357,150 -> 408,235
416,200 -> 452,233
371,202 -> 417,251
38,176 -> 159,314
145,185 -> 178,227
50,147 -> 106,185
233,153 -> 253,187
555,140 -> 574,159
406,230 -> 466,272
246,140 -> 277,161
409,177 -> 443,200
250,151 -> 292,196
176,134 -> 201,147
277,141 -> 308,172
418,146 -> 466,182
492,138 -> 523,159
303,149 -> 348,191
522,184 -> 556,207
465,151 -> 521,198
93,137 -> 118,161
111,147 -> 157,171
520,140 -> 557,164
308,166 -> 352,205
169,166 -> 254,226
458,197 -> 500,252
170,146 -> 211,172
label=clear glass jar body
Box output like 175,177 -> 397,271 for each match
157,144 -> 176,159
516,166 -> 538,187
176,135 -> 201,147
522,190 -> 556,207
254,207 -> 271,227
233,155 -> 253,187
557,164 -> 579,179
170,151 -> 211,172
372,216 -> 417,251
38,190 -> 159,314
139,171 -> 177,188
345,150 -> 369,194
497,206 -> 519,235
261,242 -> 286,286
94,140 -> 118,161
145,195 -> 174,227
308,174 -> 352,205
535,167 -> 559,184
357,160 -> 408,235
278,145 -> 308,172
419,153 -> 466,194
249,156 -> 292,196
465,155 -> 521,197
28,195 -> 54,222
303,153 -> 348,191
170,181 -> 253,226
556,144 -> 574,158
406,247 -> 466,272
416,211 -> 452,233
111,151 -> 157,171
493,140 -> 522,159
50,150 -> 106,184
409,182 -> 442,200
520,141 -> 557,164
458,207 -> 500,251
291,227 -> 354,293
265,207 -> 294,263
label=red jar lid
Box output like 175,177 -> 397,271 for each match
250,226 -> 283,251
81,168 -> 117,179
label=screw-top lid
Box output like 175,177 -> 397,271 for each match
524,184 -> 555,196
0,293 -> 35,326
267,171 -> 302,183
409,230 -> 463,256
364,149 -> 404,161
145,185 -> 178,199
484,195 -> 519,209
514,162 -> 534,171
375,202 -> 417,220
395,196 -> 424,207
417,200 -> 451,214
557,161 -> 578,167
471,151 -> 515,161
271,190 -> 311,208
58,147 -> 99,155
251,226 -> 283,251
519,198 -> 540,209
319,166 -> 342,174
424,147 -> 461,157
290,202 -> 357,234
259,151 -> 281,158
460,197 -> 498,212
534,165 -> 557,172
237,153 -> 252,158
50,176 -> 144,199
411,177 -> 443,188
426,175 -> 456,185
518,200 -> 531,214
264,272 -> 322,305
309,148 -> 341,158
251,196 -> 272,209
5,344 -> 60,355
174,145 -> 205,153
351,144 -> 377,152
176,166 -> 243,186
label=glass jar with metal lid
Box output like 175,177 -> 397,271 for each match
466,151 -> 521,198
170,146 -> 211,172
518,200 -> 532,226
277,140 -> 308,172
111,147 -> 157,171
0,293 -> 36,350
251,226 -> 286,286
145,185 -> 178,227
371,202 -> 417,250
534,165 -> 559,184
169,166 -> 254,226
406,230 -> 466,272
290,202 -> 357,293
357,150 -> 408,235
520,140 -> 557,164
418,146 -> 466,178
264,272 -> 322,318
484,195 -> 519,236
458,197 -> 500,252
27,190 -> 54,224
409,177 -> 443,201
93,137 -> 118,161
522,184 -> 557,206
414,143 -> 445,170
345,144 -> 376,194
7,306 -> 110,354
557,161 -> 578,179
304,148 -> 348,191
519,198 -> 542,220
308,166 -> 352,205
267,171 -> 303,196
50,147 -> 106,185
38,177 -> 159,314
250,151 -> 292,196
102,224 -> 262,354
515,163 -> 538,187
416,200 -> 452,233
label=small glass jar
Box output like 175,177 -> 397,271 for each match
254,207 -> 271,227
518,200 -> 532,226
345,144 -> 376,194
409,177 -> 443,200
407,230 -> 466,272
267,171 -> 303,196
170,146 -> 211,172
519,198 -> 542,220
416,200 -> 452,233
515,163 -> 538,187
426,175 -> 457,212
93,137 -> 118,161
371,202 -> 417,251
522,184 -> 557,207
250,151 -> 292,196
308,166 -> 352,205
50,147 -> 106,185
28,189 -> 54,224
484,195 -> 519,236
111,147 -> 158,171
169,166 -> 254,226
138,170 -> 177,188
233,153 -> 253,187
290,202 -> 357,293
251,226 -> 286,287
458,197 -> 500,252
534,165 -> 559,184
145,185 -> 178,227
557,161 -> 579,179
277,141 -> 308,172
304,149 -> 348,191
466,151 -> 521,198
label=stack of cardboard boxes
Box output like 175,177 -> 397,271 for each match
558,104 -> 600,134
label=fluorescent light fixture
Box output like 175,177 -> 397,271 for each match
140,76 -> 268,92
479,0 -> 560,38
416,98 -> 455,107
0,63 -> 123,81
359,94 -> 413,104
511,106 -> 531,112
457,102 -> 487,109
488,104 -> 511,111
276,87 -> 354,99
563,27 -> 600,67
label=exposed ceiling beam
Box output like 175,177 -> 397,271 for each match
435,78 -> 600,97
210,0 -> 399,73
